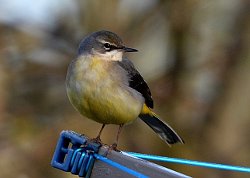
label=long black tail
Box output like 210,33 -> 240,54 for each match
139,113 -> 184,145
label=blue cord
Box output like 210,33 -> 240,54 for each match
94,153 -> 148,178
127,152 -> 250,173
53,130 -> 250,176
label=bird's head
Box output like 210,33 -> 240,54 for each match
78,30 -> 137,61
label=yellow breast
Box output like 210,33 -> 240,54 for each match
66,55 -> 144,124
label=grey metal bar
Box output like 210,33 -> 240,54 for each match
91,146 -> 191,178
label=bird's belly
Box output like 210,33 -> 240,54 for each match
85,86 -> 142,124
68,82 -> 143,124
66,61 -> 144,124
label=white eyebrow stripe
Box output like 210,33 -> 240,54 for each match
98,39 -> 116,46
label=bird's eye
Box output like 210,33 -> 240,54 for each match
103,43 -> 111,50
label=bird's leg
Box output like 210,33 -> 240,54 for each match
96,124 -> 106,142
97,124 -> 106,139
89,124 -> 105,144
110,124 -> 124,152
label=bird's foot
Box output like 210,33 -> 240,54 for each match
88,136 -> 103,145
108,143 -> 121,152
100,143 -> 121,157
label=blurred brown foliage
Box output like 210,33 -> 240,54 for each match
0,1 -> 249,178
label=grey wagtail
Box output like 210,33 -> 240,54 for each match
66,30 -> 184,149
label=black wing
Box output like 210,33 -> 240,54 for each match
118,58 -> 154,108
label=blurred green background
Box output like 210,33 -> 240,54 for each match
0,0 -> 249,178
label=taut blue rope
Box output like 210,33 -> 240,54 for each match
52,130 -> 250,177
127,152 -> 250,173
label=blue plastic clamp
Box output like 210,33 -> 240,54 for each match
51,130 -> 101,177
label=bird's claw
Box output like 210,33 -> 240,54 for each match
108,143 -> 121,152
88,136 -> 103,145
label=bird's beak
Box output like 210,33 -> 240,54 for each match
123,46 -> 138,52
